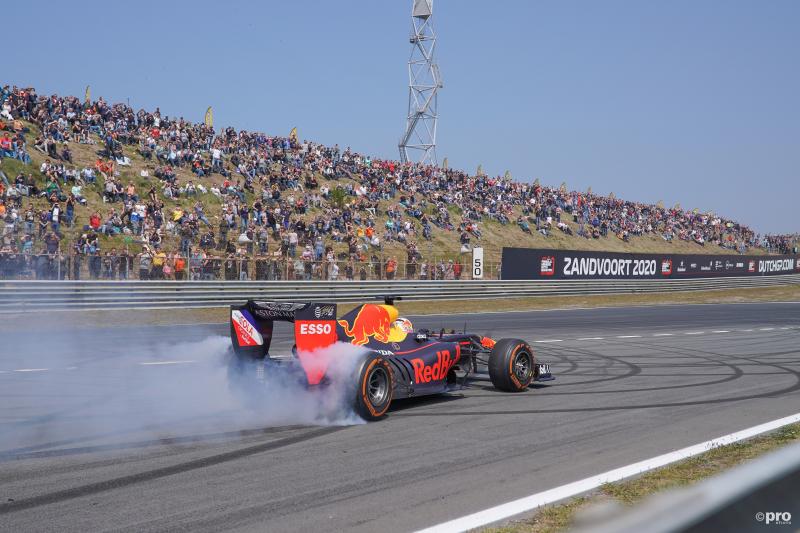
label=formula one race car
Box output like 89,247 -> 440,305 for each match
229,297 -> 553,421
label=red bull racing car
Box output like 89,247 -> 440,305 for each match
230,297 -> 553,421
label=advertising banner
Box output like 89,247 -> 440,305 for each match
501,247 -> 799,280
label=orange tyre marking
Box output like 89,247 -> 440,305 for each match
361,358 -> 392,417
508,343 -> 533,390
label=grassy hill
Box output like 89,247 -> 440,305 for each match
1,120 -> 768,275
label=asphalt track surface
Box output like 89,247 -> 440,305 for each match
1,302 -> 799,532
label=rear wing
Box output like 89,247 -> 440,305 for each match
230,300 -> 338,360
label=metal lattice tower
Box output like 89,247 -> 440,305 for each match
399,0 -> 442,166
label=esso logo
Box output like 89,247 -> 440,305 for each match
300,322 -> 332,335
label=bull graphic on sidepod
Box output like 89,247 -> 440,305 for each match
337,304 -> 397,345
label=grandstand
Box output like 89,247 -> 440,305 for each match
0,84 -> 796,280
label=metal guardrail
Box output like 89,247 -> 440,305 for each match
1,274 -> 798,312
579,439 -> 800,533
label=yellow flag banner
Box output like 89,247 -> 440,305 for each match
204,107 -> 213,128
84,85 -> 91,104
476,164 -> 483,176
441,157 -> 448,169
289,127 -> 298,142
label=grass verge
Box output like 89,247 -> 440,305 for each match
0,284 -> 797,331
491,423 -> 800,533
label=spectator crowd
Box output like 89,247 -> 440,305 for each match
1,83 -> 796,280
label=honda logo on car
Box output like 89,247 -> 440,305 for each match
411,349 -> 459,384
231,310 -> 264,346
758,258 -> 795,273
299,322 -> 333,335
540,256 -> 555,276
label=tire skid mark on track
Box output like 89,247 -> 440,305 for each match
539,351 -> 579,376
535,343 -> 643,387
127,420 -> 625,532
394,337 -> 800,417
0,424 -> 314,463
3,306 -> 799,531
0,426 -> 342,515
460,339 -> 749,398
0,393 -> 118,429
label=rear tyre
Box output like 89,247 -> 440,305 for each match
227,351 -> 264,407
488,339 -> 534,392
353,353 -> 394,421
227,351 -> 307,408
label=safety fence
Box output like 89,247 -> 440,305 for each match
0,253 -> 499,281
1,274 -> 798,312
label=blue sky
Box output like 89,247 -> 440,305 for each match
5,0 -> 798,233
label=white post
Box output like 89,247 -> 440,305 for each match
472,247 -> 484,279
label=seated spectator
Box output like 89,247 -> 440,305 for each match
82,167 -> 97,184
0,132 -> 13,158
557,221 -> 573,235
89,212 -> 101,231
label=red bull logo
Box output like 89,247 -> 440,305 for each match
338,304 -> 396,345
410,349 -> 459,383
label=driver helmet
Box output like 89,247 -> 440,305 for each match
393,317 -> 414,334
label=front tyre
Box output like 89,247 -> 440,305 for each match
488,339 -> 534,392
353,353 -> 394,421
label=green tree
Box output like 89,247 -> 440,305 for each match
330,187 -> 347,209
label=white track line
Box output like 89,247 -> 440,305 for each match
557,326 -> 793,343
13,368 -> 49,373
138,360 -> 196,366
533,340 -> 563,344
412,300 -> 800,318
415,412 -> 800,533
